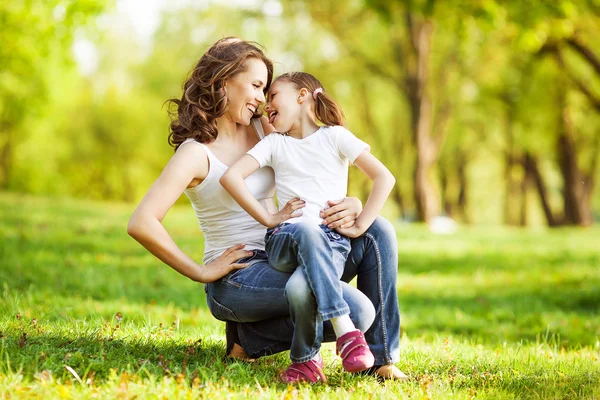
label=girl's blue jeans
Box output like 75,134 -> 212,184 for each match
265,222 -> 352,321
205,216 -> 401,365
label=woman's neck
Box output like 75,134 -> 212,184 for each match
288,114 -> 320,139
215,115 -> 243,142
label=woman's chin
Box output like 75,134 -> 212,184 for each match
237,115 -> 253,126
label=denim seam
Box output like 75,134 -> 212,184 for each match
221,279 -> 285,291
366,231 -> 391,365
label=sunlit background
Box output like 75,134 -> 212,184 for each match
2,0 -> 600,226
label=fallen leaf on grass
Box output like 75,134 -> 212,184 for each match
19,333 -> 26,348
64,365 -> 84,385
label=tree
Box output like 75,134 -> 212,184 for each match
0,0 -> 106,189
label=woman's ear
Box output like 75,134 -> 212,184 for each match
297,88 -> 310,103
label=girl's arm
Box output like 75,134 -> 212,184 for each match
336,149 -> 396,238
220,155 -> 304,228
127,144 -> 253,283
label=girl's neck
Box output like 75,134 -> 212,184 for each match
288,114 -> 320,139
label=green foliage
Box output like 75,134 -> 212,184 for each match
0,0 -> 109,188
0,2 -> 599,223
1,193 -> 599,398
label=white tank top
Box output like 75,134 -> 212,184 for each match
181,119 -> 275,264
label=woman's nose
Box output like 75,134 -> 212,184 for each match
257,90 -> 265,104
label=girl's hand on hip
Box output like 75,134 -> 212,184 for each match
320,197 -> 363,229
267,197 -> 305,228
201,244 -> 253,282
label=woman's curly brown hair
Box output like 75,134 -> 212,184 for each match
167,37 -> 273,149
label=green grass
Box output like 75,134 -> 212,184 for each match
1,192 -> 599,399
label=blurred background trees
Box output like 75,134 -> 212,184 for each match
1,0 -> 599,226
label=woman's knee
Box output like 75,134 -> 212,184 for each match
284,270 -> 314,307
343,284 -> 376,332
365,216 -> 397,248
351,297 -> 376,333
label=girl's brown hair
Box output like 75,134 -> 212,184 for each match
167,37 -> 273,149
273,72 -> 345,127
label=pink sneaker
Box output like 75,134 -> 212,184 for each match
279,354 -> 327,383
336,330 -> 375,372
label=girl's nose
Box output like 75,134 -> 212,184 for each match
264,102 -> 271,112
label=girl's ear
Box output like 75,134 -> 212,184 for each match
297,88 -> 310,103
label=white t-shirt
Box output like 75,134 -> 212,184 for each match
247,125 -> 369,225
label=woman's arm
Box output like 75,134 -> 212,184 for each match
220,155 -> 304,228
335,150 -> 395,238
127,144 -> 253,283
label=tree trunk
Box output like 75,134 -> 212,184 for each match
439,166 -> 453,217
456,154 -> 469,223
557,93 -> 593,226
502,101 -> 520,226
406,19 -> 439,223
523,152 -> 559,226
0,122 -> 13,189
392,189 -> 406,219
519,157 -> 530,227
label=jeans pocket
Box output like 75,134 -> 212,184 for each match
208,296 -> 238,322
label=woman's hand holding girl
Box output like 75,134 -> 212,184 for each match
320,197 -> 363,230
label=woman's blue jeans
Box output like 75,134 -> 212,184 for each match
205,216 -> 401,365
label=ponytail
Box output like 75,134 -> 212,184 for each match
314,90 -> 345,127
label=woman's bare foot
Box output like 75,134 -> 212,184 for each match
227,343 -> 256,362
374,365 -> 409,381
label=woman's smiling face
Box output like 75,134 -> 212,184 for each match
223,57 -> 268,126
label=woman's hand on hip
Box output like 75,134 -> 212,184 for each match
200,244 -> 253,282
320,197 -> 363,230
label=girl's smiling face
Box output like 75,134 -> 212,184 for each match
264,80 -> 303,133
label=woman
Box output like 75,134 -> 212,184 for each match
127,37 -> 407,381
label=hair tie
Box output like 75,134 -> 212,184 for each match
312,87 -> 323,100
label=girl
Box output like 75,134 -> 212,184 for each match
220,72 -> 396,382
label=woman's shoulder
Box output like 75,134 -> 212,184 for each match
172,140 -> 210,175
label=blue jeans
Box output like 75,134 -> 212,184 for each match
206,251 -> 374,362
205,217 -> 400,365
265,223 -> 351,320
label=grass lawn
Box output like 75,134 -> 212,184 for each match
1,192 -> 599,399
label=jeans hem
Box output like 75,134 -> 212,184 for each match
319,307 -> 350,321
290,349 -> 321,364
